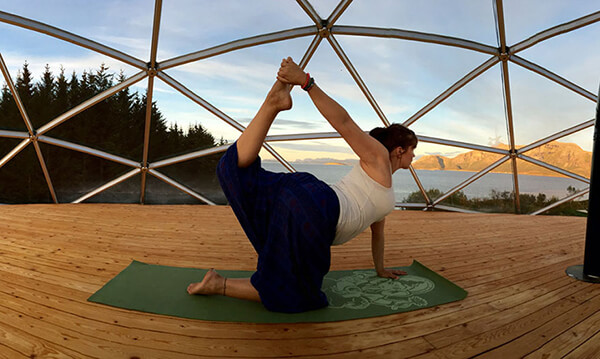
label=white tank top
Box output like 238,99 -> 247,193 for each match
330,164 -> 395,246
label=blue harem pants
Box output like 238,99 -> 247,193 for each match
216,142 -> 340,313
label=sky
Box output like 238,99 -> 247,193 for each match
0,0 -> 598,162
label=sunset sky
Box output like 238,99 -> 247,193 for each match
1,0 -> 598,162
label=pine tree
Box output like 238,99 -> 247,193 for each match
32,64 -> 57,126
1,62 -> 221,203
0,82 -> 23,131
55,66 -> 69,116
15,61 -> 34,108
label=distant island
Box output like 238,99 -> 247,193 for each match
412,141 -> 591,178
323,162 -> 349,166
264,157 -> 358,166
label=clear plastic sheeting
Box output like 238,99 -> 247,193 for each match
0,1 -> 598,214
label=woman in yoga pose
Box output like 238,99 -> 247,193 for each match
187,57 -> 418,313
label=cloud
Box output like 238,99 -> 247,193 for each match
270,119 -> 322,129
93,34 -> 150,60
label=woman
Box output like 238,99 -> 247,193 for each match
187,57 -> 418,313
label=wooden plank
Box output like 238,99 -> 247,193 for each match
424,280 -> 588,349
0,302 -> 204,358
523,302 -> 600,358
478,293 -> 600,358
429,299 -> 579,358
0,341 -> 29,359
562,330 -> 600,359
0,317 -> 92,358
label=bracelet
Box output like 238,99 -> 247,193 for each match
302,73 -> 310,89
302,77 -> 315,91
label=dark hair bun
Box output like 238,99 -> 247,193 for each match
369,123 -> 418,152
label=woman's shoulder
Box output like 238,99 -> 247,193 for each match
358,159 -> 392,189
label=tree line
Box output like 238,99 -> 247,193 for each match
0,63 -> 223,203
403,187 -> 588,216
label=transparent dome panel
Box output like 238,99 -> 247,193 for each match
163,37 -> 324,135
308,0 -> 341,20
412,142 -> 507,203
285,38 -> 387,134
158,0 -> 312,62
0,77 -> 28,131
0,138 -> 24,160
146,77 -> 234,162
509,62 -> 595,148
266,138 -> 357,184
410,63 -> 508,148
515,158 -> 589,215
503,0 -> 600,46
0,0 -> 153,60
38,142 -> 136,203
81,171 -> 141,204
438,170 -> 516,213
143,171 -> 205,205
520,127 -> 593,181
337,0 -> 497,45
0,144 -> 52,203
334,35 -> 492,129
393,170 -> 426,206
515,22 -> 600,94
152,151 -> 226,205
43,74 -> 152,161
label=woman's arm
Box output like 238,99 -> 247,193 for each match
277,57 -> 391,183
371,218 -> 407,279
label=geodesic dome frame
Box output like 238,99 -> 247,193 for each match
0,0 -> 598,214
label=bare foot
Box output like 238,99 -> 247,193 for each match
187,269 -> 225,295
266,80 -> 292,112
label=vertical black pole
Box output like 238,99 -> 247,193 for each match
566,84 -> 600,283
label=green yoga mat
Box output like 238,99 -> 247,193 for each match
88,260 -> 467,323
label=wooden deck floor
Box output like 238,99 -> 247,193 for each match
0,204 -> 599,358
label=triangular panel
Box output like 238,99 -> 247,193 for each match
0,2 -> 153,60
504,1 -> 600,46
515,158 -> 589,215
147,77 -> 237,162
515,22 -> 600,94
144,172 -> 204,205
154,151 -> 226,205
337,0 -> 497,45
0,144 -> 51,203
509,62 -> 595,147
437,169 -> 516,213
39,142 -> 136,203
0,81 -> 28,131
409,63 -> 507,148
158,0 -> 311,62
412,142 -> 506,203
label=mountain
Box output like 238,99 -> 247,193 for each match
412,141 -> 591,178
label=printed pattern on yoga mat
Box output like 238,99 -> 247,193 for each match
88,260 -> 467,323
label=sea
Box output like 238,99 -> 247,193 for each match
262,162 -> 589,202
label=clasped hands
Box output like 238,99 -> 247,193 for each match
276,57 -> 307,86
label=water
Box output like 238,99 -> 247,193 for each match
263,162 -> 588,202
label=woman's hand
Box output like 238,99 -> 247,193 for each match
377,268 -> 407,280
277,57 -> 307,86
